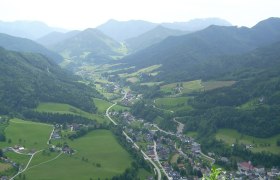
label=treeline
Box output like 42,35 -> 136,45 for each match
111,127 -> 153,179
22,110 -> 97,125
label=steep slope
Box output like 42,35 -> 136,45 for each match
0,48 -> 100,114
0,33 -> 63,63
0,20 -> 66,40
51,28 -> 122,64
120,18 -> 280,82
97,19 -> 157,41
37,30 -> 80,47
161,17 -> 232,31
125,26 -> 188,52
183,41 -> 280,138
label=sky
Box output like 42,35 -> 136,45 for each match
1,0 -> 280,30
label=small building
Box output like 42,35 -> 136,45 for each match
238,161 -> 254,171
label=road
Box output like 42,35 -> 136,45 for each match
153,141 -> 172,180
151,123 -> 175,136
105,91 -> 162,180
10,150 -> 43,180
173,118 -> 184,134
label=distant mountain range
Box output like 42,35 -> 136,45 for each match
120,17 -> 280,82
37,30 -> 80,47
0,20 -> 67,40
97,18 -> 231,41
0,33 -> 63,63
125,26 -> 188,52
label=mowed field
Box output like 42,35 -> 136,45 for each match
0,118 -> 52,151
160,80 -> 236,94
155,97 -> 189,110
24,130 -> 133,180
93,98 -> 129,114
216,129 -> 280,154
36,102 -> 107,123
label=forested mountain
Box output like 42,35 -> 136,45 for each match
180,41 -> 280,138
0,33 -> 63,63
0,47 -> 101,114
37,30 -> 80,47
97,19 -> 157,41
51,28 -> 122,64
125,26 -> 188,52
0,20 -> 66,40
120,17 -> 280,82
161,17 -> 231,31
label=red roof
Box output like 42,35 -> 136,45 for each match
239,162 -> 254,170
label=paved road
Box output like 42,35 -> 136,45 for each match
153,141 -> 172,180
105,91 -> 162,180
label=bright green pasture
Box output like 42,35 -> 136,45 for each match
0,118 -> 52,151
24,130 -> 132,180
216,129 -> 280,154
36,102 -> 107,123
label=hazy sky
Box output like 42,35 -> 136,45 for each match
1,0 -> 280,30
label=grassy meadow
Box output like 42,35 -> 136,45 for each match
36,102 -> 107,123
216,128 -> 280,154
24,130 -> 133,180
0,118 -> 52,151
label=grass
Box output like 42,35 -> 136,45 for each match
216,129 -> 280,154
140,82 -> 163,86
24,130 -> 133,180
0,162 -> 12,173
161,80 -> 203,94
5,151 -> 31,167
186,131 -> 198,138
36,102 -> 107,123
0,118 -> 52,151
155,97 -> 189,109
137,168 -> 153,179
94,98 -> 129,114
161,80 -> 236,94
202,80 -> 236,91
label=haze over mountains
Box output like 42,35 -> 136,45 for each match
0,20 -> 66,40
120,17 -> 280,82
97,18 -> 231,41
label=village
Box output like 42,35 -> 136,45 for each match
108,95 -> 280,180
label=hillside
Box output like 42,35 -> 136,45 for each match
0,47 -> 100,114
161,17 -> 232,31
51,28 -> 123,64
125,26 -> 188,52
0,33 -> 63,63
120,17 -> 280,82
0,20 -> 66,40
37,30 -> 80,47
181,41 -> 280,138
97,19 -> 157,41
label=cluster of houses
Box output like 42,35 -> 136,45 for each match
121,91 -> 137,106
232,161 -> 280,179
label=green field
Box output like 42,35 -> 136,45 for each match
161,80 -> 203,94
202,81 -> 236,91
216,129 -> 280,154
0,162 -> 12,173
24,130 -> 133,180
155,97 -> 189,109
0,118 -> 52,151
161,80 -> 236,94
94,98 -> 129,113
36,102 -> 107,123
